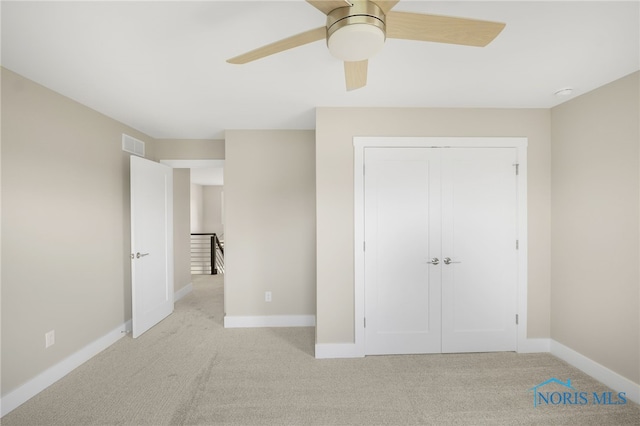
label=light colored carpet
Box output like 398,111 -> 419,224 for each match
2,275 -> 639,425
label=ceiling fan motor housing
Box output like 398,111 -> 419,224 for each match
327,1 -> 386,62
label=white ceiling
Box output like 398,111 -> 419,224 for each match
1,1 -> 639,140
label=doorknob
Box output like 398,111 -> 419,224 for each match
443,257 -> 461,265
428,257 -> 440,265
136,252 -> 150,259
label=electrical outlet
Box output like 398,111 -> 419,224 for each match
265,291 -> 272,302
45,330 -> 55,348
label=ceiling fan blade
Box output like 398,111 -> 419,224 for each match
306,0 -> 353,15
227,27 -> 326,64
344,60 -> 368,91
373,1 -> 400,14
386,11 -> 506,47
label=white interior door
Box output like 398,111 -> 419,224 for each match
440,148 -> 517,352
364,147 -> 518,355
364,148 -> 442,354
130,156 -> 174,338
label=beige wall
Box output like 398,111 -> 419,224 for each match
0,68 -> 152,394
173,169 -> 192,293
189,184 -> 224,234
316,108 -> 552,344
551,72 -> 640,383
225,130 -> 316,317
190,183 -> 204,234
203,185 -> 224,236
153,139 -> 224,160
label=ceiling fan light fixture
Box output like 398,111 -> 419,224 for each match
326,2 -> 386,62
328,24 -> 385,61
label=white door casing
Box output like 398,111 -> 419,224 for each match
354,137 -> 528,357
130,156 -> 174,338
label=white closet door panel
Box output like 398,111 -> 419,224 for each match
363,146 -> 519,355
364,148 -> 441,355
441,148 -> 517,352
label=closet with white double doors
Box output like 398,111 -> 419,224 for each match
356,138 -> 526,355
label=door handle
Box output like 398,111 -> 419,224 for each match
428,257 -> 439,265
443,257 -> 461,265
136,252 -> 150,259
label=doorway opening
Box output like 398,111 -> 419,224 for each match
160,159 -> 225,275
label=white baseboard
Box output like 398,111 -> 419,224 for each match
316,338 -> 551,359
315,343 -> 363,359
550,339 -> 639,405
518,338 -> 550,353
174,282 -> 193,302
0,320 -> 131,417
224,315 -> 315,328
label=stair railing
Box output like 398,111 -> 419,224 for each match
211,233 -> 224,275
190,233 -> 224,275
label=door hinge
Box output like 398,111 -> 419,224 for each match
516,314 -> 519,325
363,241 -> 366,251
364,317 -> 366,328
514,163 -> 520,175
516,240 -> 519,250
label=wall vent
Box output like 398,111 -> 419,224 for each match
122,134 -> 145,157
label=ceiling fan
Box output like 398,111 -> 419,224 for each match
227,0 -> 505,91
